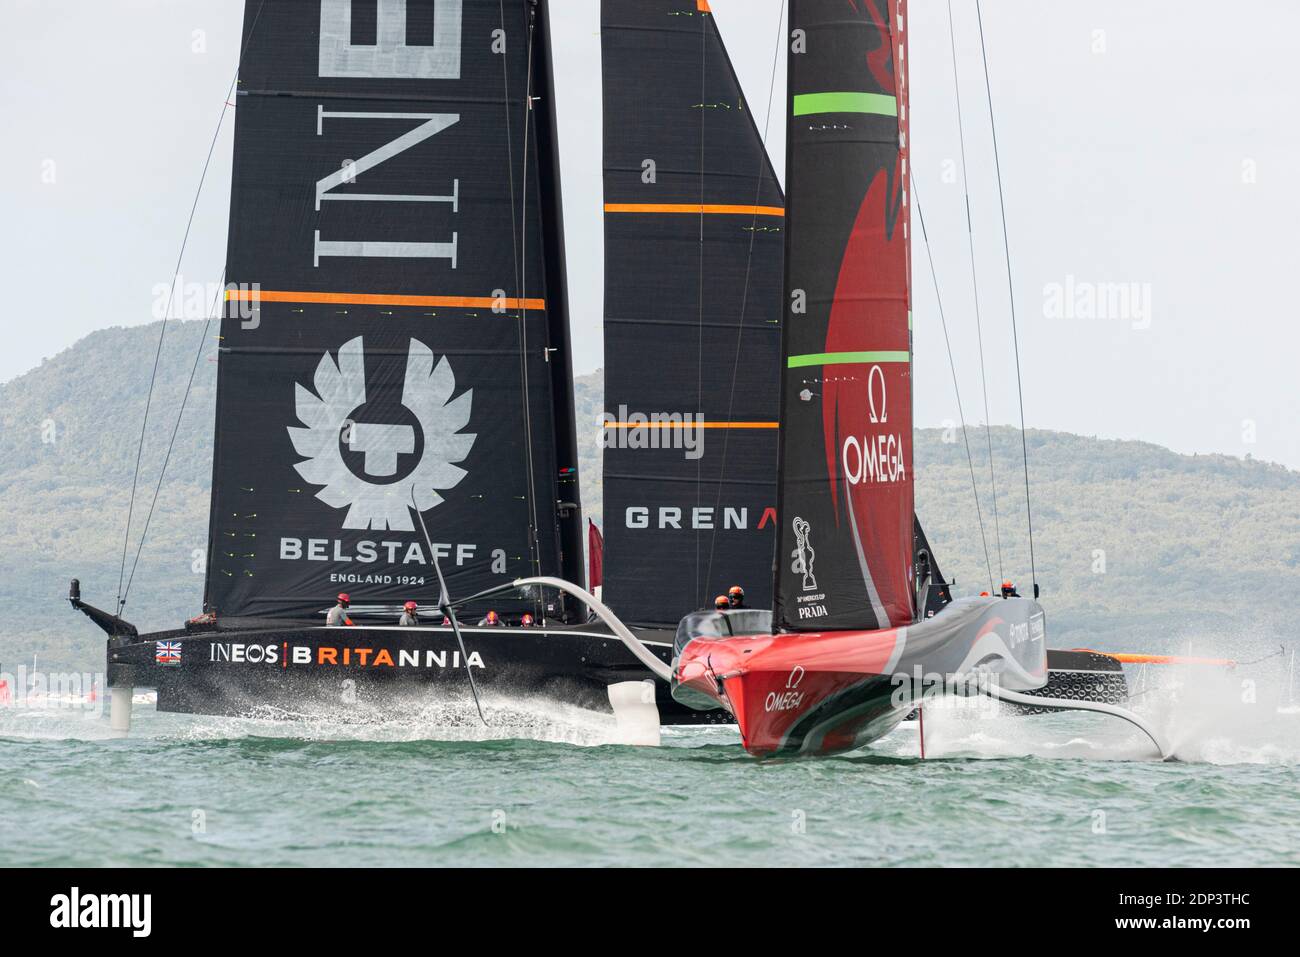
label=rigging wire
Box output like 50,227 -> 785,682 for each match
701,0 -> 787,595
911,179 -> 996,595
946,0 -> 1004,585
975,0 -> 1038,591
114,0 -> 268,614
414,489 -> 488,725
115,91 -> 232,613
122,273 -> 226,607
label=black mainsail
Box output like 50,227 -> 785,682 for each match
600,0 -> 784,626
206,0 -> 581,621
775,0 -> 914,632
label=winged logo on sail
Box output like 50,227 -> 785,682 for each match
288,337 -> 476,531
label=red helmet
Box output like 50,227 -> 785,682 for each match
337,593 -> 351,605
714,595 -> 729,610
727,585 -> 745,605
1002,580 -> 1014,589
404,601 -> 418,612
521,613 -> 536,627
486,610 -> 499,623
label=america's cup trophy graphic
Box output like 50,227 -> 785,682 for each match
792,517 -> 816,592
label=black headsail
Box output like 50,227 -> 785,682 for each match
600,0 -> 784,627
776,0 -> 915,632
205,0 -> 580,621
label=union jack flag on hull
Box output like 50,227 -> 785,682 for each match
155,641 -> 182,666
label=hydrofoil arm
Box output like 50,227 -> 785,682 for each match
984,682 -> 1171,760
511,577 -> 672,682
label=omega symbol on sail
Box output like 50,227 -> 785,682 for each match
288,337 -> 476,531
868,364 -> 887,424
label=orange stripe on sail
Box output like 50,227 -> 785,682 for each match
604,203 -> 785,217
697,0 -> 712,11
225,290 -> 546,311
604,421 -> 779,430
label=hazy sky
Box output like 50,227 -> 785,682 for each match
3,0 -> 1298,469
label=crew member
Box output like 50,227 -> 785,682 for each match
713,595 -> 729,611
1000,580 -> 1020,599
479,609 -> 503,627
520,613 -> 537,628
399,601 -> 420,627
327,593 -> 354,627
727,585 -> 745,609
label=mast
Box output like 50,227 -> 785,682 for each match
535,0 -> 586,604
775,0 -> 914,632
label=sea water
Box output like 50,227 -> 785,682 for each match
1,657 -> 1298,867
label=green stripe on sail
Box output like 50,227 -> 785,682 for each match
793,92 -> 897,117
788,351 -> 911,369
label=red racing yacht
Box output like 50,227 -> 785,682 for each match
667,0 -> 1162,758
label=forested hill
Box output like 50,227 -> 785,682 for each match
2,321 -> 1296,670
0,322 -> 217,672
909,424 -> 1299,652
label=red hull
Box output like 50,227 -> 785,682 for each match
676,628 -> 908,757
673,598 -> 1048,757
